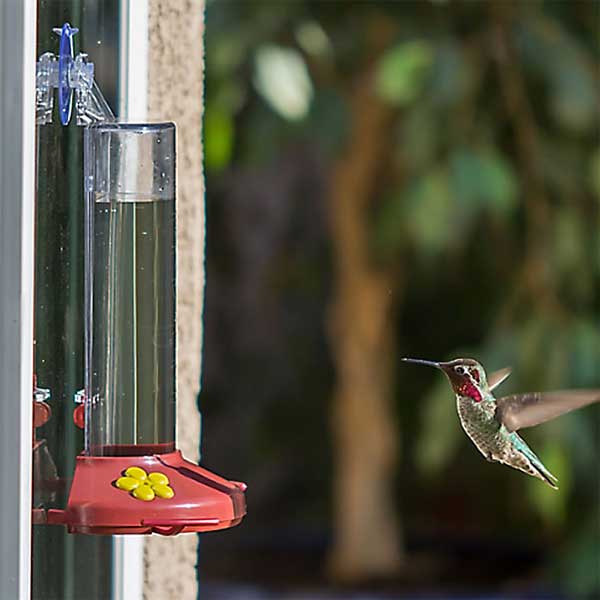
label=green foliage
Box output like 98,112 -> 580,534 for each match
569,319 -> 600,387
374,147 -> 518,258
589,148 -> 600,201
304,89 -> 349,156
516,14 -> 598,133
204,105 -> 235,172
562,410 -> 597,485
375,40 -> 434,106
206,0 -> 600,592
403,166 -> 454,256
373,191 -> 407,257
552,207 -> 591,301
428,40 -> 477,108
374,166 -> 456,259
449,148 -> 518,216
400,103 -> 439,172
295,20 -> 333,58
526,438 -> 570,525
518,317 -> 567,389
559,520 -> 600,597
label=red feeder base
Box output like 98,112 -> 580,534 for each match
46,450 -> 246,536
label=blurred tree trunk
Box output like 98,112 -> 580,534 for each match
327,61 -> 403,581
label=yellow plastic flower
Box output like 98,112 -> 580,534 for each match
115,466 -> 175,502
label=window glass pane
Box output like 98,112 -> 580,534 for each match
33,2 -> 119,598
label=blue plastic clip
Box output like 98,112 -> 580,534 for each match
36,23 -> 113,126
53,23 -> 79,126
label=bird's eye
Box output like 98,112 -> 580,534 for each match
454,366 -> 465,374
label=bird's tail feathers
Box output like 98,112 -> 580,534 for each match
517,439 -> 559,490
531,462 -> 559,490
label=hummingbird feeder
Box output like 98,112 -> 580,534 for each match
35,24 -> 246,535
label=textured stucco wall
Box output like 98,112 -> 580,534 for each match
144,1 -> 205,598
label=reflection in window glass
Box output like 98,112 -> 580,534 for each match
33,2 -> 119,598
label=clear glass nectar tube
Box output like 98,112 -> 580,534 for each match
84,123 -> 176,456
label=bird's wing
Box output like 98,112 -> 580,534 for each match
488,367 -> 511,392
495,390 -> 600,432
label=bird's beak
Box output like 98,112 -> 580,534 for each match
401,357 -> 442,369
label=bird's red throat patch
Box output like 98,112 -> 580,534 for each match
458,381 -> 482,403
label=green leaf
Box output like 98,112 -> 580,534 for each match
204,105 -> 234,171
550,62 -> 597,133
295,21 -> 332,58
375,40 -> 434,106
450,148 -> 518,216
404,166 -> 454,256
373,166 -> 455,258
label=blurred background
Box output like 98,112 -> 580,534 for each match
199,1 -> 600,598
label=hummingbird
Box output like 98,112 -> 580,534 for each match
402,357 -> 600,489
